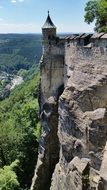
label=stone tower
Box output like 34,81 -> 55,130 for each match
41,12 -> 64,101
42,11 -> 56,54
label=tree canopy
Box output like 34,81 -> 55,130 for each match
84,0 -> 107,32
0,160 -> 19,190
0,72 -> 41,189
0,33 -> 42,189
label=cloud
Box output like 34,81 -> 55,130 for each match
0,22 -> 41,33
18,0 -> 24,2
58,22 -> 94,33
11,0 -> 24,3
0,6 -> 3,9
11,0 -> 17,3
0,18 -> 4,22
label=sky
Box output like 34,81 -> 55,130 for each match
0,0 -> 94,33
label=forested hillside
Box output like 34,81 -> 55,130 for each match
0,34 -> 42,73
0,72 -> 41,190
0,34 -> 42,100
0,34 -> 42,189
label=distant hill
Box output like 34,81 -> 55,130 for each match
0,34 -> 42,73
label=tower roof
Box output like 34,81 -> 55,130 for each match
42,11 -> 56,29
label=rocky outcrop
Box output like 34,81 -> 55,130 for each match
50,157 -> 90,190
50,37 -> 107,190
98,142 -> 107,190
31,96 -> 60,190
31,32 -> 107,190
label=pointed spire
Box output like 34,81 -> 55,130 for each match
42,11 -> 56,29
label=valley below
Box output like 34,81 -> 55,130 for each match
0,71 -> 23,99
0,34 -> 42,190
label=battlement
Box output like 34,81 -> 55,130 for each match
44,32 -> 107,53
64,33 -> 107,87
64,33 -> 107,48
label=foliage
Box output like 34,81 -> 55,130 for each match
0,72 -> 41,189
0,160 -> 19,190
33,122 -> 41,142
82,174 -> 90,190
0,34 -> 42,73
84,0 -> 107,32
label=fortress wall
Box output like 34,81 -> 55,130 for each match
50,34 -> 107,190
43,37 -> 65,56
32,32 -> 107,190
41,40 -> 65,100
41,33 -> 107,100
64,33 -> 107,88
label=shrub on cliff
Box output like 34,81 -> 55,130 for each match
84,0 -> 107,32
0,160 -> 19,190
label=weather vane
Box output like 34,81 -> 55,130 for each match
48,10 -> 50,15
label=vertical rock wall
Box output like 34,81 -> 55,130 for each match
31,96 -> 60,190
31,37 -> 65,190
50,34 -> 107,190
31,33 -> 107,190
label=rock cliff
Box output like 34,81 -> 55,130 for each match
31,14 -> 107,190
51,34 -> 107,190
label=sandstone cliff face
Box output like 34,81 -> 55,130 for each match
31,96 -> 60,190
31,34 -> 107,190
51,37 -> 107,190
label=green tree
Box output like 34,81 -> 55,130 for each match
0,160 -> 19,190
0,72 -> 41,189
84,0 -> 107,32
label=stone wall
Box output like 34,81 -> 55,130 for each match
31,33 -> 107,190
50,33 -> 107,190
41,38 -> 65,100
